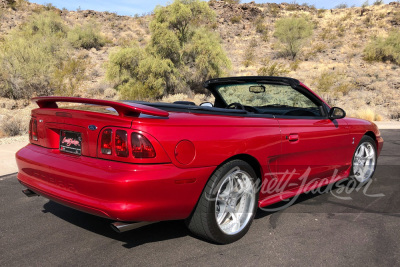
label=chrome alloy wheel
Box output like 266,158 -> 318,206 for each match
215,167 -> 256,235
353,142 -> 376,183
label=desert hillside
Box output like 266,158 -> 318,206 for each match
0,0 -> 400,137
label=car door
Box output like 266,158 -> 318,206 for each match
273,86 -> 352,190
277,117 -> 351,190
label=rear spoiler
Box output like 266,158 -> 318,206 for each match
32,96 -> 169,118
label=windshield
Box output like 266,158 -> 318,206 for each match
217,83 -> 317,108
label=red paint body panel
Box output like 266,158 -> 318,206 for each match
16,87 -> 384,223
16,144 -> 214,221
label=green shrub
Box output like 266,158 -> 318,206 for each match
0,11 -> 68,99
52,56 -> 88,96
107,0 -> 230,99
364,30 -> 400,65
183,28 -> 231,91
119,55 -> 175,100
274,17 -> 313,59
68,21 -> 106,50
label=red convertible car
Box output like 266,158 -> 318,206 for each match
16,76 -> 383,244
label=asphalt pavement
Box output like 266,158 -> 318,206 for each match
0,129 -> 399,266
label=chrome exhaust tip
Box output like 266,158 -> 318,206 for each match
22,188 -> 39,197
110,221 -> 157,233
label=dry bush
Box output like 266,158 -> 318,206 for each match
268,4 -> 280,17
258,59 -> 289,76
317,9 -> 326,18
320,27 -> 337,41
392,12 -> 400,25
314,71 -> 353,96
255,17 -> 266,34
242,46 -> 255,67
255,17 -> 269,41
162,93 -> 190,103
354,108 -> 383,121
230,16 -> 242,24
373,0 -> 384,5
0,115 -> 24,137
104,88 -> 117,99
223,0 -> 240,3
161,93 -> 214,105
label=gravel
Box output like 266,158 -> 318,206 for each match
0,135 -> 29,145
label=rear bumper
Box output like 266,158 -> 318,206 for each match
16,144 -> 215,221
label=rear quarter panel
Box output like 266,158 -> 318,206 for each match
134,112 -> 281,173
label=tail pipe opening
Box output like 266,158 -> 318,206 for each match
110,221 -> 157,233
22,189 -> 39,197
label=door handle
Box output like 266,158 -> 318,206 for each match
288,134 -> 299,142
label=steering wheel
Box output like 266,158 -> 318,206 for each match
226,102 -> 245,110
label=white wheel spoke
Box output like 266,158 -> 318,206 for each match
230,212 -> 240,232
217,205 -> 227,224
227,176 -> 234,193
353,164 -> 360,175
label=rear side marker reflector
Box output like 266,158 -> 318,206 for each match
175,178 -> 197,184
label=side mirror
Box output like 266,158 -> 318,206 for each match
329,107 -> 346,120
200,102 -> 213,107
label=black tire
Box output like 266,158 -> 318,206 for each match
350,135 -> 377,185
185,159 -> 259,244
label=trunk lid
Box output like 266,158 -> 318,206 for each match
30,97 -> 169,158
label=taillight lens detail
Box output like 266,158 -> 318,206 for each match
29,119 -> 33,140
131,133 -> 156,158
30,118 -> 38,141
101,129 -> 112,155
115,130 -> 128,157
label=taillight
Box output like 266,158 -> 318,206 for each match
101,129 -> 112,155
29,119 -> 33,140
30,118 -> 38,141
131,133 -> 156,158
115,130 -> 128,157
